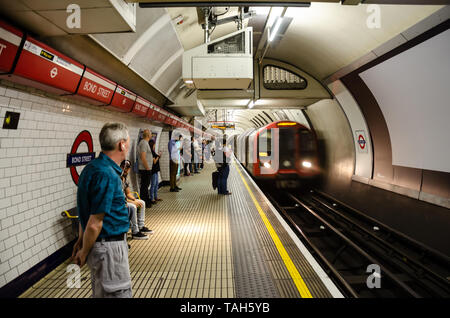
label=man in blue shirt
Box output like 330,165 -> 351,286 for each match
72,122 -> 132,298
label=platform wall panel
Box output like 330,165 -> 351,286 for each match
0,80 -> 161,288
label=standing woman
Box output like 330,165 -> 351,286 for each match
149,139 -> 162,204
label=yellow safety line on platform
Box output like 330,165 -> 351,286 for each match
234,162 -> 313,298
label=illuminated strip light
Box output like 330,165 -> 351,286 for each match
23,40 -> 84,75
116,87 -> 136,100
269,17 -> 283,42
278,122 -> 296,126
136,97 -> 150,107
0,27 -> 21,46
83,70 -> 116,90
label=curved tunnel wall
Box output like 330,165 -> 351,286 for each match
341,21 -> 450,209
304,20 -> 450,255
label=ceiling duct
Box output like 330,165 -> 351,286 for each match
182,27 -> 253,90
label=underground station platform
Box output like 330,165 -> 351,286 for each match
19,160 -> 342,299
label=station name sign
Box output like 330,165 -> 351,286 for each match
66,152 -> 95,167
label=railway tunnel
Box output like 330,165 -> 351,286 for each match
0,0 -> 449,302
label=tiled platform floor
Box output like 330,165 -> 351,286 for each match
20,162 -> 234,298
19,160 -> 337,298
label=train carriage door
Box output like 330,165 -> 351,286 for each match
247,131 -> 257,171
258,128 -> 279,175
244,135 -> 249,166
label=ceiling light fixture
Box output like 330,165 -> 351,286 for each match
269,17 -> 283,42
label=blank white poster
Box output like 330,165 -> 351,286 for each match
360,29 -> 450,173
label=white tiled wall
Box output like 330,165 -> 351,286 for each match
0,80 -> 163,288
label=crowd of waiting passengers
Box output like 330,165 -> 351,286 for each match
120,128 -> 232,242
73,123 -> 232,297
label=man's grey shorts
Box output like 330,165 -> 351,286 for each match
87,236 -> 132,298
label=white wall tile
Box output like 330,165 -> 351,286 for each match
0,82 -> 166,287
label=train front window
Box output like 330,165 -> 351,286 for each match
279,128 -> 295,154
299,129 -> 316,153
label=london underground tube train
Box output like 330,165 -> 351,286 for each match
234,121 -> 320,188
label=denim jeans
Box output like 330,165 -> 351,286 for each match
127,201 -> 145,234
150,173 -> 159,201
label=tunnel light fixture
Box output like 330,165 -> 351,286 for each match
185,80 -> 193,84
302,161 -> 312,168
269,17 -> 283,42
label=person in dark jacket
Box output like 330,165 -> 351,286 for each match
149,139 -> 162,204
216,138 -> 232,195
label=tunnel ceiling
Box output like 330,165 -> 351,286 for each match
167,3 -> 442,130
0,1 -> 444,131
168,3 -> 442,81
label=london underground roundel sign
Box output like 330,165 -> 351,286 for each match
358,134 -> 366,150
67,130 -> 95,185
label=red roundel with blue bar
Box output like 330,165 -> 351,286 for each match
358,134 -> 366,150
68,130 -> 94,185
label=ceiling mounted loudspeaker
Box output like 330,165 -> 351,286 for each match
182,28 -> 253,90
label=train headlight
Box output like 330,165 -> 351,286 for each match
302,161 -> 312,168
263,162 -> 271,168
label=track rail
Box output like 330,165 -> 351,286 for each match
266,189 -> 450,298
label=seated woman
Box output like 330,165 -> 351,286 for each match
120,160 -> 153,239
